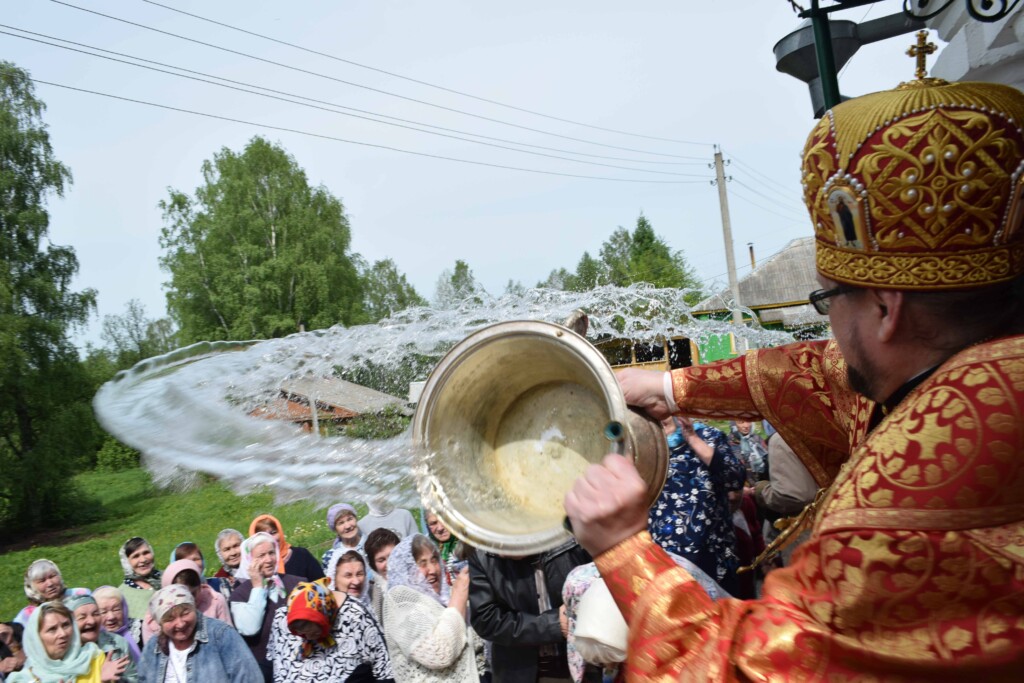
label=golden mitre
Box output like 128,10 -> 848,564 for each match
801,74 -> 1024,290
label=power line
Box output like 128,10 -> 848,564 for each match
731,178 -> 807,217
0,29 -> 712,178
724,151 -> 799,197
49,0 -> 707,161
140,0 -> 715,148
729,188 -> 809,225
30,78 -> 714,184
696,239 -> 805,287
4,25 -> 706,167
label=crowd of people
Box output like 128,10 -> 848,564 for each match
2,426 -> 803,683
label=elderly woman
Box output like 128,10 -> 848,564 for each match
267,579 -> 394,682
230,532 -> 303,683
92,587 -> 142,663
332,551 -> 370,607
66,593 -> 137,683
8,602 -> 125,683
139,586 -> 260,683
117,538 -> 162,620
13,560 -> 81,627
382,535 -> 477,682
321,504 -> 365,578
141,560 -> 232,643
212,529 -> 244,602
248,514 -> 324,582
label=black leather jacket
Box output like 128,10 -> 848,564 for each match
468,539 -> 591,683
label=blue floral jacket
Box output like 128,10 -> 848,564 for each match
648,424 -> 746,584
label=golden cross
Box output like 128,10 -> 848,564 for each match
906,30 -> 937,80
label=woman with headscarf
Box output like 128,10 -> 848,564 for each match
382,535 -> 477,682
138,585 -> 261,683
424,513 -> 460,584
321,504 -> 367,580
230,532 -> 303,683
8,601 -> 126,683
267,579 -> 394,682
14,560 -> 76,627
212,529 -> 244,602
140,560 -> 233,643
92,587 -> 142,663
249,514 -> 324,582
65,593 -> 137,683
116,538 -> 162,620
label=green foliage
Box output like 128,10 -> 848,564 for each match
338,351 -> 440,400
95,437 -> 140,472
100,299 -> 178,369
434,259 -> 482,306
360,258 -> 427,322
341,405 -> 412,440
0,469 -> 341,620
540,214 -> 705,303
0,62 -> 101,534
159,137 -> 366,343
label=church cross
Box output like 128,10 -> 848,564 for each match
906,30 -> 937,80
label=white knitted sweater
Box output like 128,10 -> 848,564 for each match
382,585 -> 478,683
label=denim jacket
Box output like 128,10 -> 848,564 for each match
139,612 -> 261,682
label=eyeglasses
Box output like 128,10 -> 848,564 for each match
808,286 -> 856,315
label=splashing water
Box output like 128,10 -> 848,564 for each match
93,285 -> 814,507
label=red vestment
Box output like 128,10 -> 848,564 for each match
596,337 -> 1024,681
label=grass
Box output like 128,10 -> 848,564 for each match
0,468 -> 348,621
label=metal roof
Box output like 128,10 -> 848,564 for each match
694,237 -> 828,327
278,376 -> 411,416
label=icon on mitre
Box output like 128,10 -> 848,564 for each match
827,186 -> 868,250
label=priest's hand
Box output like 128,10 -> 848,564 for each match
564,454 -> 649,557
616,368 -> 674,421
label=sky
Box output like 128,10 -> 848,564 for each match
4,0 -> 932,347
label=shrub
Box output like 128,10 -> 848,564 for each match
95,437 -> 140,472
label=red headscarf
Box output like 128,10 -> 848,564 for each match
286,579 -> 339,659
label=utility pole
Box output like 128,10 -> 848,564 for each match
712,148 -> 745,350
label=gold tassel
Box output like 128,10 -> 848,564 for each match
737,486 -> 829,574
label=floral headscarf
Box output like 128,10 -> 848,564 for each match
149,585 -> 194,624
92,586 -> 142,662
385,535 -> 450,607
214,529 -> 244,576
15,602 -> 101,683
119,537 -> 162,585
235,532 -> 287,602
249,514 -> 291,574
286,579 -> 339,659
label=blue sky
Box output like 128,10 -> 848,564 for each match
4,0 -> 925,345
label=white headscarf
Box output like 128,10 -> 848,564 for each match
214,528 -> 244,576
235,532 -> 286,602
385,535 -> 450,607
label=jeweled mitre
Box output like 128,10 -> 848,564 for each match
801,79 -> 1024,290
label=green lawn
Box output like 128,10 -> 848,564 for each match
0,468 -> 350,621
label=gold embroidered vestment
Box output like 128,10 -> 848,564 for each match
596,337 -> 1024,681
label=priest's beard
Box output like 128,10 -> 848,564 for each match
844,325 -> 883,402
